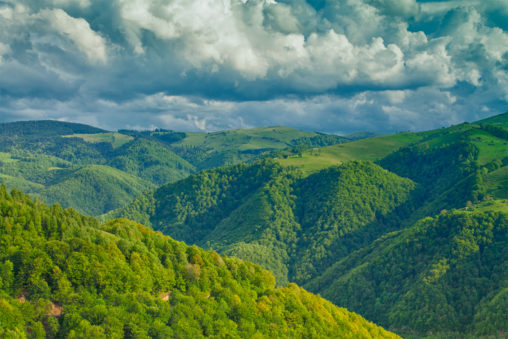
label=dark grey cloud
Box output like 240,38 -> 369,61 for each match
0,0 -> 506,133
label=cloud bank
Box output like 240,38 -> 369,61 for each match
0,0 -> 506,133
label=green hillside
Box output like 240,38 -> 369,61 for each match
111,112 -> 508,337
0,186 -> 397,338
151,126 -> 348,170
43,165 -> 154,216
0,121 -> 346,216
1,165 -> 153,216
306,205 -> 508,337
63,132 -> 133,149
475,111 -> 508,125
111,160 -> 416,286
108,138 -> 195,186
275,132 -> 426,174
276,113 -> 508,175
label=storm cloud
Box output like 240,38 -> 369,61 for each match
0,0 -> 507,133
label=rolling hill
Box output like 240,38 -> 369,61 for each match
0,185 -> 398,338
111,111 -> 508,337
306,203 -> 508,337
275,113 -> 508,175
0,121 -> 346,216
41,165 -> 154,216
122,126 -> 348,170
109,160 -> 416,286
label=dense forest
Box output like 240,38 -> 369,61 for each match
0,121 -> 346,216
0,185 -> 397,338
109,160 -> 415,286
1,113 -> 506,337
306,205 -> 508,337
111,112 -> 508,337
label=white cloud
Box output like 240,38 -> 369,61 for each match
113,0 -> 441,85
41,9 -> 107,63
0,0 -> 506,133
406,39 -> 455,87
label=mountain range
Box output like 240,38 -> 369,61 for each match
0,112 -> 507,337
109,111 -> 508,337
0,121 -> 345,216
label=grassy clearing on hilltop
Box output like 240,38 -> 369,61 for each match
63,132 -> 134,149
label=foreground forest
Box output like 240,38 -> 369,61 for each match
110,112 -> 508,337
0,186 -> 397,338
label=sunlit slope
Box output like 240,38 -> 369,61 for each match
167,126 -> 348,169
276,112 -> 508,175
63,132 -> 133,148
0,186 -> 398,338
276,132 -> 427,174
174,126 -> 327,148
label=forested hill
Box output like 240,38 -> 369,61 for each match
0,120 -> 346,216
110,160 -> 416,286
0,186 -> 398,338
275,111 -> 508,175
111,112 -> 508,337
306,202 -> 508,337
0,120 -> 107,137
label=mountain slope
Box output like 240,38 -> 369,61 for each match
475,111 -> 508,125
306,204 -> 508,337
111,112 -> 508,337
111,160 -> 416,286
0,185 -> 398,338
108,138 -> 195,186
0,121 -> 346,216
42,165 -> 155,216
276,111 -> 508,175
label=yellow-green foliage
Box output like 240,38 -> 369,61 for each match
276,132 -> 425,175
0,185 -> 398,338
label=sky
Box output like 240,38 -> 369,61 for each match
0,0 -> 507,135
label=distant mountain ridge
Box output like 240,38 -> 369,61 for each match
0,120 -> 346,215
0,120 -> 107,137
